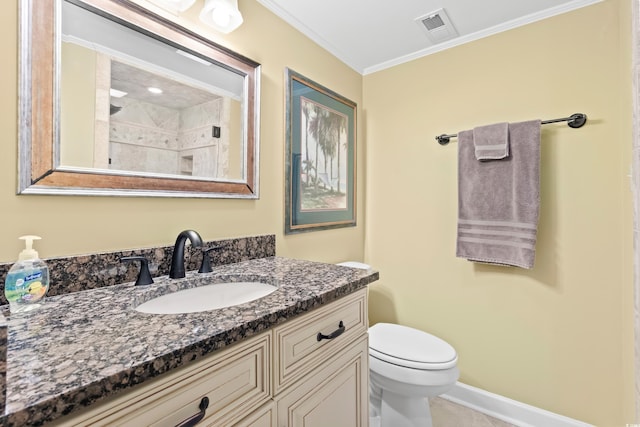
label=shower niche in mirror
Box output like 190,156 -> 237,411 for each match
19,0 -> 260,198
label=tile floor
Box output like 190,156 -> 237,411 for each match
430,397 -> 517,427
369,396 -> 518,427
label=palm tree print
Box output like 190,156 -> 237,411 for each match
300,97 -> 348,210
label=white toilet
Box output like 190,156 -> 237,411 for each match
337,262 -> 460,427
369,322 -> 459,427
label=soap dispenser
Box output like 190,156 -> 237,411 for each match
4,235 -> 50,313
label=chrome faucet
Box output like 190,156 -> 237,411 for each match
169,230 -> 203,279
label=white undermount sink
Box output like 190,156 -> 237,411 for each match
135,282 -> 277,314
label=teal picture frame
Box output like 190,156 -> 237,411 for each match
285,68 -> 357,234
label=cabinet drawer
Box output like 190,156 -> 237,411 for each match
276,334 -> 369,427
273,289 -> 368,394
53,332 -> 271,427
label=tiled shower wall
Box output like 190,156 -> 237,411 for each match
633,0 -> 640,418
109,96 -> 227,177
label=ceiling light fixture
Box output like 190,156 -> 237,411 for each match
199,0 -> 243,34
147,87 -> 163,94
147,0 -> 197,13
109,88 -> 128,98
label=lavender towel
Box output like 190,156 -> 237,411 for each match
456,120 -> 541,269
473,122 -> 509,160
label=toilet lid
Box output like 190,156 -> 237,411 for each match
336,261 -> 372,271
369,323 -> 457,370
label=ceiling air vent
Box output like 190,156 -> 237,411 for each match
422,14 -> 445,31
415,8 -> 458,44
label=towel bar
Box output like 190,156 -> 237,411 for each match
435,113 -> 587,145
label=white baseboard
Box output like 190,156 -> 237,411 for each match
440,382 -> 594,427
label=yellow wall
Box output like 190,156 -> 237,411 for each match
364,0 -> 634,426
0,0 -> 364,263
3,0 -> 636,425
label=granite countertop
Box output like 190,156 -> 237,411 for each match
0,256 -> 379,426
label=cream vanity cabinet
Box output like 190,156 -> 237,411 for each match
273,289 -> 369,427
51,289 -> 369,427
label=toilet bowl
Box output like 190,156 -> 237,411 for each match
369,322 -> 459,427
336,262 -> 460,427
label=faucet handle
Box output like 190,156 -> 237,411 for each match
121,256 -> 154,286
199,245 -> 225,274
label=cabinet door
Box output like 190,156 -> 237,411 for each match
276,335 -> 368,427
233,401 -> 276,427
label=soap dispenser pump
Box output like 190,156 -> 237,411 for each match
4,235 -> 50,313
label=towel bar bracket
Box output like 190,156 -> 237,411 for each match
436,134 -> 453,145
567,113 -> 587,128
435,112 -> 587,145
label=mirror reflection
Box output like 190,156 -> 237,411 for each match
18,0 -> 260,198
60,0 -> 244,180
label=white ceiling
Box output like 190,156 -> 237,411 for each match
256,0 -> 601,75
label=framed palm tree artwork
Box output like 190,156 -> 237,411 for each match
285,68 -> 356,234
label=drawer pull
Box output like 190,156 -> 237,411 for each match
175,396 -> 209,427
317,321 -> 346,341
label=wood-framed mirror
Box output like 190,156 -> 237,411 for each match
18,0 -> 260,198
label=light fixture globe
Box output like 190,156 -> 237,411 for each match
199,0 -> 243,34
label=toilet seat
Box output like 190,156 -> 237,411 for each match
369,323 -> 458,370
